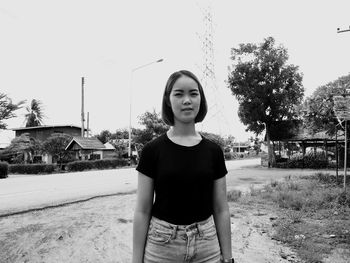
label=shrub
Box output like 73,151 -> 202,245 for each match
66,158 -> 128,172
224,152 -> 233,160
66,160 -> 93,172
227,189 -> 242,202
9,164 -> 57,174
275,152 -> 329,169
0,161 -> 9,178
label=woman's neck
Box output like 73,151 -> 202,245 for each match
169,122 -> 198,137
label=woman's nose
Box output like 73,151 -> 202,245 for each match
183,96 -> 191,104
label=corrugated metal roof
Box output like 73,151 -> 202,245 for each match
289,130 -> 345,141
104,142 -> 115,150
65,137 -> 105,150
11,125 -> 86,131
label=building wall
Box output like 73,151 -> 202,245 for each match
102,150 -> 117,159
16,127 -> 82,142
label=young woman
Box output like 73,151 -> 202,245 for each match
132,70 -> 233,263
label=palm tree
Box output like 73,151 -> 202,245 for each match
25,99 -> 45,127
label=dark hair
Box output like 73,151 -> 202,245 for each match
161,70 -> 207,126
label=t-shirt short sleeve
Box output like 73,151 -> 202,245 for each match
136,143 -> 155,179
213,145 -> 228,180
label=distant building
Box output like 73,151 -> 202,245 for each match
10,125 -> 87,164
231,142 -> 250,153
12,125 -> 85,141
103,142 -> 118,159
65,137 -> 112,160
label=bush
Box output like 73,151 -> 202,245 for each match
66,158 -> 128,172
275,152 -> 329,169
9,164 -> 57,174
224,152 -> 234,160
0,161 -> 9,178
66,160 -> 93,171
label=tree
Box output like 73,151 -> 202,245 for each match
300,73 -> 350,135
96,130 -> 112,144
0,93 -> 25,130
114,128 -> 129,140
224,135 -> 235,151
42,134 -> 74,166
227,37 -> 304,167
136,110 -> 169,147
138,110 -> 169,137
249,136 -> 262,155
4,133 -> 42,163
25,99 -> 45,127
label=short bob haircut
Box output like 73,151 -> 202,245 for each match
162,70 -> 208,126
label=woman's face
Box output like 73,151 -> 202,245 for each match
169,75 -> 201,125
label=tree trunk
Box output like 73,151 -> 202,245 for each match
265,123 -> 276,167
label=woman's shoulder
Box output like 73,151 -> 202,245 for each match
143,133 -> 167,150
200,134 -> 223,152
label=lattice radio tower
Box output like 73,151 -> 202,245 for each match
196,2 -> 228,135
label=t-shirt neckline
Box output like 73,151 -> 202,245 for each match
165,132 -> 204,148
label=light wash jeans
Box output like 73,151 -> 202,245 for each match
144,216 -> 221,263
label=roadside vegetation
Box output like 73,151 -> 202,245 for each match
228,172 -> 350,263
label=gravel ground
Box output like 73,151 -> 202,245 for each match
0,162 -> 340,263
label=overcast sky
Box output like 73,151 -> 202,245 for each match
1,0 -> 350,144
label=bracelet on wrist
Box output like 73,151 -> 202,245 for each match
222,257 -> 234,263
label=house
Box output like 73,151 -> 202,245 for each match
10,125 -> 87,164
231,142 -> 250,153
103,142 -> 118,159
65,137 -> 109,160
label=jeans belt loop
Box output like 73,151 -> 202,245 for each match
171,225 -> 178,239
196,223 -> 202,237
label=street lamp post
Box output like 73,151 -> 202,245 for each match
128,58 -> 164,165
336,26 -> 350,190
337,26 -> 350,34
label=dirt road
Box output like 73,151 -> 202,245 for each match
1,161 -> 334,262
0,192 -> 301,263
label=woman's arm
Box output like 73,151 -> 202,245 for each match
212,176 -> 233,261
132,172 -> 154,263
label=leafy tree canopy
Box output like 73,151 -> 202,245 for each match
42,133 -> 73,164
0,93 -> 25,130
227,37 -> 304,166
3,133 -> 42,163
300,73 -> 350,135
227,36 -> 304,134
133,110 -> 169,148
138,109 -> 169,137
96,130 -> 112,144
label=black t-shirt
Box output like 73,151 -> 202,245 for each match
136,133 -> 227,225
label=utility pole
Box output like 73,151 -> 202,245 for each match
81,77 -> 85,137
87,112 -> 90,138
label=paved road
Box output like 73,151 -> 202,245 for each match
0,159 -> 261,216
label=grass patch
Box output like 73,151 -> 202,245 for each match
227,189 -> 242,202
232,172 -> 350,263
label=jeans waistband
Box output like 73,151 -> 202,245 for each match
150,216 -> 214,236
